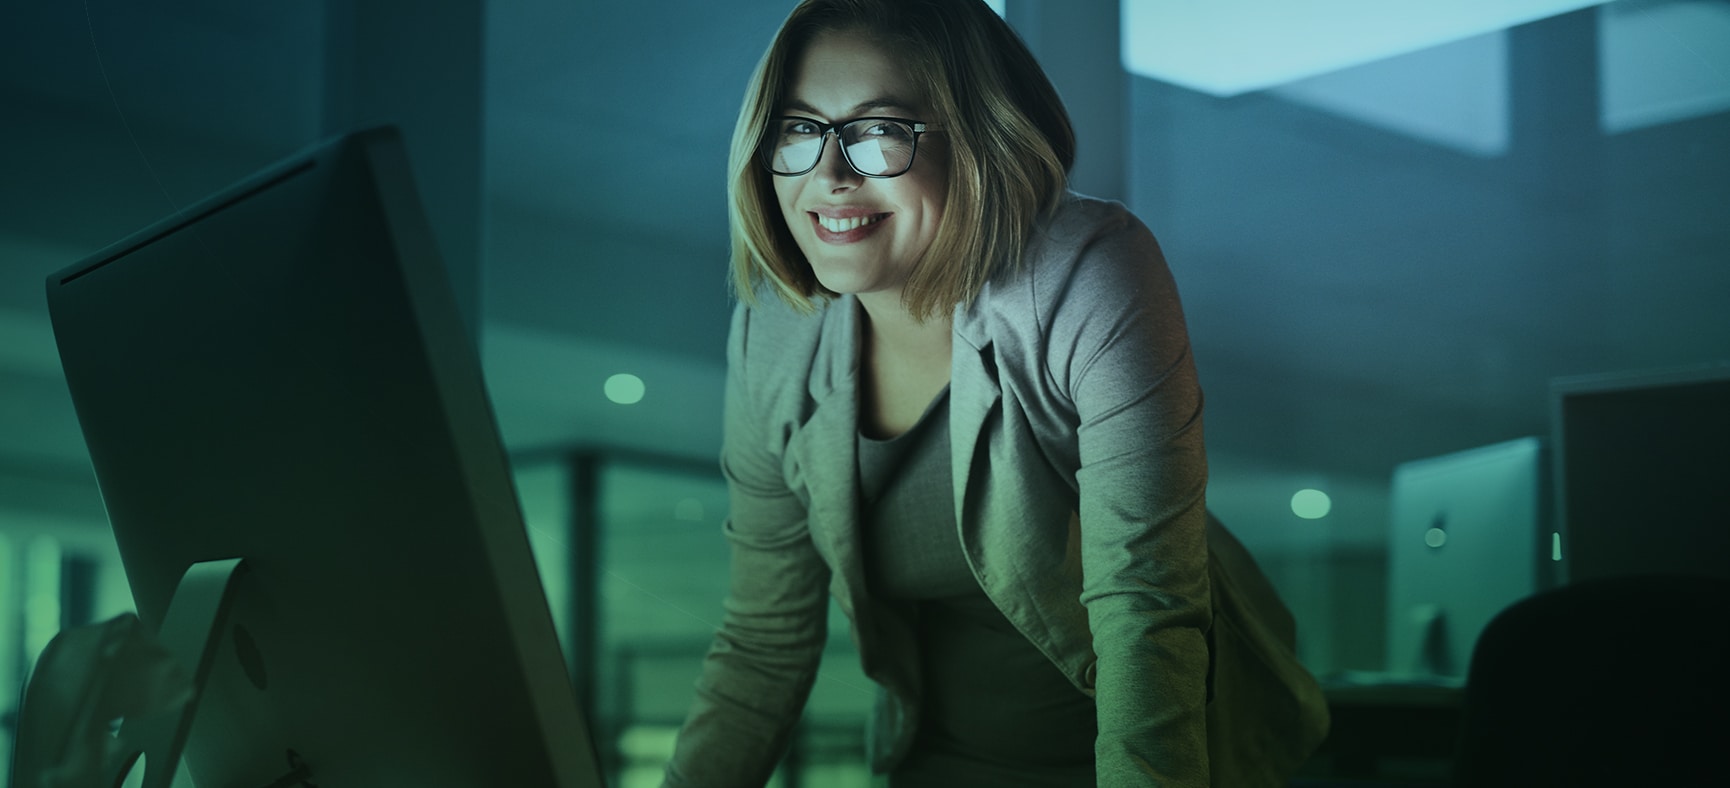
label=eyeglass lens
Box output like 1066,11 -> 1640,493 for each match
769,119 -> 917,176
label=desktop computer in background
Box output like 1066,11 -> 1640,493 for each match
1318,438 -> 1550,780
1385,437 -> 1552,680
1351,370 -> 1725,780
1385,363 -> 1730,681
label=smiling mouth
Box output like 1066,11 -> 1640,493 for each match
814,213 -> 888,233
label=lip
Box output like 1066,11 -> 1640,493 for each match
808,209 -> 891,244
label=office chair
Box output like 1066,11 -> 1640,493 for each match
1451,573 -> 1730,787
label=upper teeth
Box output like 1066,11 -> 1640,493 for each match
818,214 -> 882,233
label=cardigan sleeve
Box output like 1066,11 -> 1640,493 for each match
1042,207 -> 1213,786
663,303 -> 831,788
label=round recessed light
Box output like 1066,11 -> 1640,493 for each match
1291,488 -> 1332,520
604,373 -> 645,405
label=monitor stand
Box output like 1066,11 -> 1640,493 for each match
1415,605 -> 1454,677
106,558 -> 314,788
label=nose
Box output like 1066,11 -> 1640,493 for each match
810,130 -> 861,191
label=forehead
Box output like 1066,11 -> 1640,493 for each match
782,29 -> 923,117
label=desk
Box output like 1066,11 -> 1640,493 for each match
1296,677 -> 1463,786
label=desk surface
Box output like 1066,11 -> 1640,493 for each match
1321,671 -> 1464,707
1301,673 -> 1465,784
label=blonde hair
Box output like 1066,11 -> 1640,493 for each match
727,0 -> 1075,321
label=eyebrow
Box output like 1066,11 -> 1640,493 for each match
780,96 -> 917,118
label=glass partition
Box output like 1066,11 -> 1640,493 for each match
585,456 -> 873,788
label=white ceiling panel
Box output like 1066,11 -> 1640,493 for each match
1122,0 -> 1609,96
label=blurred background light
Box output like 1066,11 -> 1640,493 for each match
1292,488 -> 1333,520
604,373 -> 645,405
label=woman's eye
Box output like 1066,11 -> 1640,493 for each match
787,121 -> 820,136
860,122 -> 909,141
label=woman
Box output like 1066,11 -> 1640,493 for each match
664,1 -> 1329,785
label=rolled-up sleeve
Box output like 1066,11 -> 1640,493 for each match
663,304 -> 831,788
1044,212 -> 1212,786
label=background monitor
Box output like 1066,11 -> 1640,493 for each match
43,127 -> 603,787
1385,437 -> 1551,680
1552,363 -> 1730,585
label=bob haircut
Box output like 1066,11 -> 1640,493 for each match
728,0 -> 1075,321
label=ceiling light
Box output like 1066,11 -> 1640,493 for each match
1122,0 -> 1610,97
604,373 -> 645,405
1291,488 -> 1333,519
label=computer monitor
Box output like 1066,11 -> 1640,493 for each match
1385,437 -> 1552,680
42,127 -> 603,787
1552,363 -> 1730,585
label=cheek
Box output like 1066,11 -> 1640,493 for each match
926,180 -> 948,223
909,149 -> 948,232
912,175 -> 947,239
772,179 -> 800,227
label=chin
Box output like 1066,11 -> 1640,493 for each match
809,268 -> 868,296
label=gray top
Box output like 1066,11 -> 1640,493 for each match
857,387 -> 972,599
858,388 -> 1096,784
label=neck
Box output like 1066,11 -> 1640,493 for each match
857,290 -> 952,362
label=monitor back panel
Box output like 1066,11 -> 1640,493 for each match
1554,366 -> 1730,584
46,128 -> 600,787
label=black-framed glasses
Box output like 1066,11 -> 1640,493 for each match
762,116 -> 933,178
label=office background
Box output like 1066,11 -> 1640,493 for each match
2,1 -> 1727,785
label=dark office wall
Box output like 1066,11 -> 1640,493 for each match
1127,16 -> 1730,484
0,3 -> 485,330
1121,9 -> 1729,673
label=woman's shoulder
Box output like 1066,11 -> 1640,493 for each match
1029,192 -> 1159,274
1042,191 -> 1140,241
727,289 -> 845,396
977,191 -> 1168,316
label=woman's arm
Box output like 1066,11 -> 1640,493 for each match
663,305 -> 832,787
1043,207 -> 1212,786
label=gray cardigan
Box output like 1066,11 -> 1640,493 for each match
664,194 -> 1329,787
